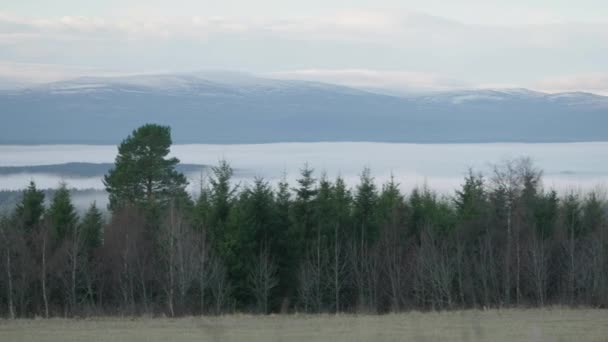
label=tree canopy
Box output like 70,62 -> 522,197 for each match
103,124 -> 187,211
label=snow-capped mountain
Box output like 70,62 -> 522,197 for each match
1,73 -> 607,144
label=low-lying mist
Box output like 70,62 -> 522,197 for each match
1,142 -> 607,197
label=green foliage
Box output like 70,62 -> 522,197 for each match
273,174 -> 294,303
208,160 -> 238,256
291,164 -> 318,254
582,192 -> 604,235
332,176 -> 353,228
314,174 -> 335,240
353,167 -> 379,245
275,175 -> 291,231
454,171 -> 490,240
454,170 -> 486,222
242,178 -> 276,246
409,186 -> 455,238
80,203 -> 104,250
292,164 -> 317,228
229,178 -> 278,304
377,175 -> 404,224
104,124 -> 187,211
6,135 -> 608,316
561,192 -> 582,237
14,181 -> 45,231
209,160 -> 238,227
534,190 -> 559,239
47,183 -> 78,241
194,185 -> 212,232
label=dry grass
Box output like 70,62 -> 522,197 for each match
0,308 -> 607,342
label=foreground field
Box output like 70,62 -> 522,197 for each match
1,308 -> 607,342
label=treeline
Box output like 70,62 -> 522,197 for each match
1,124 -> 607,318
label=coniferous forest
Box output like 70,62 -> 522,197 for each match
1,124 -> 608,318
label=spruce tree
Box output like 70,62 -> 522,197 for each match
209,160 -> 237,229
353,167 -> 378,247
14,181 -> 45,232
378,175 -> 404,225
48,183 -> 78,241
291,164 -> 317,255
454,170 -> 486,222
80,203 -> 104,250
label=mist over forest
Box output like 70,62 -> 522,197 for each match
2,125 -> 608,319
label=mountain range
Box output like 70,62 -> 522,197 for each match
1,72 -> 607,144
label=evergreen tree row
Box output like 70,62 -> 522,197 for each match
1,124 -> 607,317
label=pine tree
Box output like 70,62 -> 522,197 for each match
103,124 -> 187,211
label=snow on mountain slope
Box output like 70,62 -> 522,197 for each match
1,73 -> 608,144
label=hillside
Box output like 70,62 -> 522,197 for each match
1,72 -> 607,144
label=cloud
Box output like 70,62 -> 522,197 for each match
2,10 -> 604,45
533,74 -> 608,95
0,10 -> 607,88
0,61 -> 142,85
0,11 -> 404,42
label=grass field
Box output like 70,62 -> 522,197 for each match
1,308 -> 607,342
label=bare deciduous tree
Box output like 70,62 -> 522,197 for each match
249,246 -> 278,314
0,218 -> 16,319
209,257 -> 231,315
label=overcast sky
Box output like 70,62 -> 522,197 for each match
1,0 -> 608,93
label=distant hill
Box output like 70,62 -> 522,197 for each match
1,72 -> 607,144
0,162 -> 208,177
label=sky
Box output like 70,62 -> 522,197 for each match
1,0 -> 608,93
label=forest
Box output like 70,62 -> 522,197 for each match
1,124 -> 607,318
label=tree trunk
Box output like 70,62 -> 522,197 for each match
199,228 -> 207,314
569,219 -> 575,304
505,204 -> 512,306
334,223 -> 339,314
359,223 -> 366,310
5,248 -> 15,319
41,233 -> 49,318
167,201 -> 176,317
516,227 -> 521,305
316,225 -> 321,313
139,265 -> 148,313
71,236 -> 78,314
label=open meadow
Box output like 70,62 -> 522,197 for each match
1,308 -> 607,342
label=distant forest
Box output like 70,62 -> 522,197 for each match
1,124 -> 607,318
